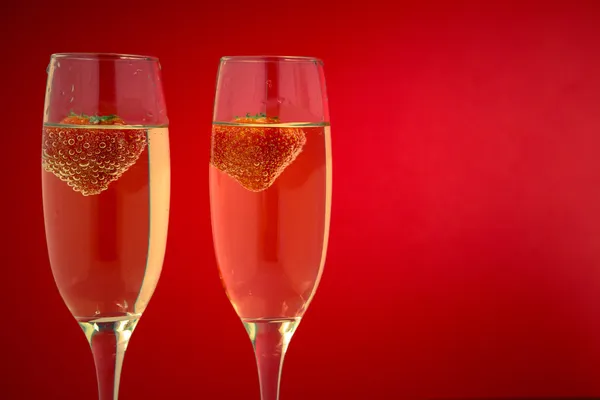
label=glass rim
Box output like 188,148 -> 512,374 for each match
50,52 -> 159,61
220,55 -> 323,64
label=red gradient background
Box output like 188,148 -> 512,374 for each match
2,1 -> 600,399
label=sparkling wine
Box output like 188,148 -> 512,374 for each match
209,121 -> 332,321
41,124 -> 170,322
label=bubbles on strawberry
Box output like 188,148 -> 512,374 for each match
42,114 -> 147,196
211,114 -> 307,192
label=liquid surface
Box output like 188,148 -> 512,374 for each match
210,122 -> 331,320
42,125 -> 170,320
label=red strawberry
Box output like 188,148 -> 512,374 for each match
42,113 -> 147,196
210,114 -> 307,192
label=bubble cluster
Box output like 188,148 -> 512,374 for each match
211,123 -> 306,192
42,125 -> 147,196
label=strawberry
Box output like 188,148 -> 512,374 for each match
42,113 -> 147,196
210,113 -> 307,192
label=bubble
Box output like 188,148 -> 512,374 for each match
99,142 -> 106,149
67,138 -> 75,145
83,143 -> 90,149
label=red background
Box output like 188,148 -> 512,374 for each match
2,1 -> 600,399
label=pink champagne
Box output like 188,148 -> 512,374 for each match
41,124 -> 170,321
209,121 -> 332,321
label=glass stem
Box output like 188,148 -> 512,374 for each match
244,318 -> 300,400
80,317 -> 140,400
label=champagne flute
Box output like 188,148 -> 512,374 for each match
209,56 -> 332,400
41,53 -> 170,400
